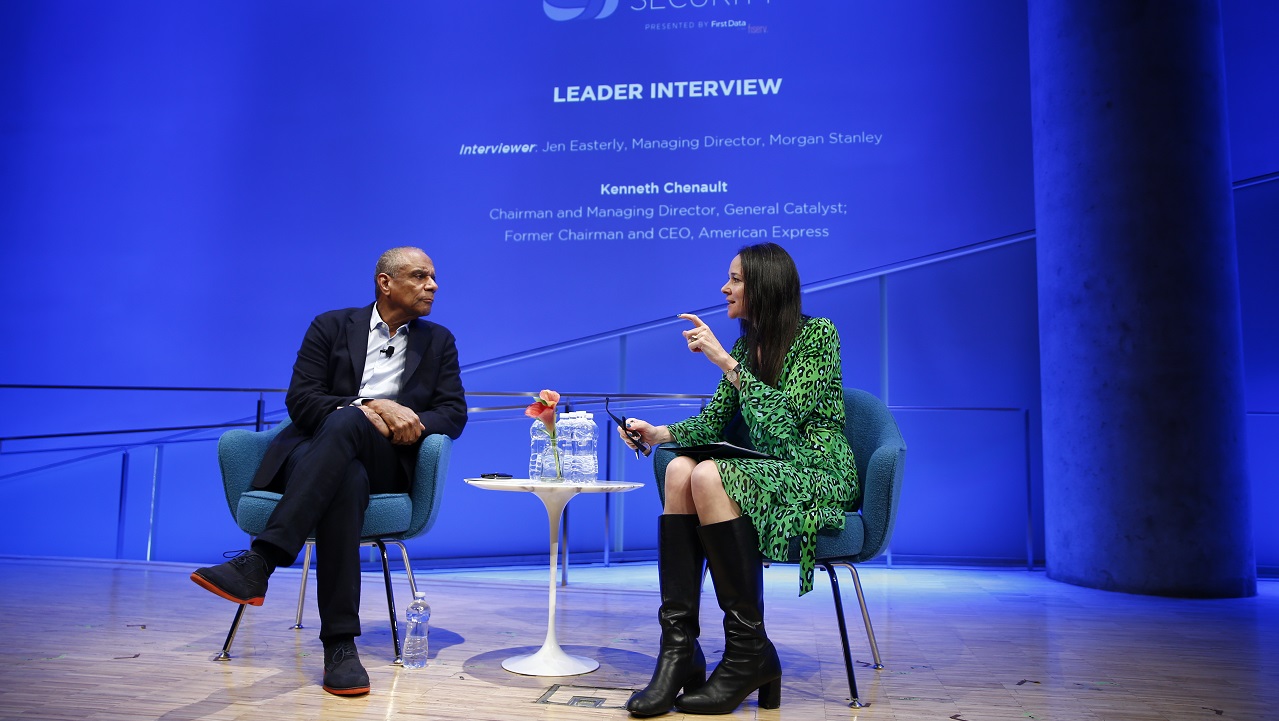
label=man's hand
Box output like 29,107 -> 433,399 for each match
357,404 -> 392,438
365,399 -> 426,445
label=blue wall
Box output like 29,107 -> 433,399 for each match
1,2 -> 1275,572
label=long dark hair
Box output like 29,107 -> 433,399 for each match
738,242 -> 803,387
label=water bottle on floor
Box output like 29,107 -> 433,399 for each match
403,591 -> 430,669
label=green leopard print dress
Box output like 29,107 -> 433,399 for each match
668,316 -> 859,596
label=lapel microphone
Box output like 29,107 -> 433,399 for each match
381,346 -> 395,358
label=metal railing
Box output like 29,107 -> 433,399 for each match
0,384 -> 1044,574
0,385 -> 713,573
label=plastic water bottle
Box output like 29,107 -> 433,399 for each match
561,412 -> 581,482
529,419 -> 550,479
579,412 -> 599,481
403,591 -> 430,669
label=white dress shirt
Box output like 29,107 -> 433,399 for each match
357,305 -> 409,402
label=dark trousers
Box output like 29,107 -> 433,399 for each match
253,407 -> 407,642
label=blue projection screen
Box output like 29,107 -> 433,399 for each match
425,1 -> 1033,360
0,1 -> 1033,386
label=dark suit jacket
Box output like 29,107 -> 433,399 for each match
251,304 -> 468,489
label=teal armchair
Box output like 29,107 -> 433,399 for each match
214,418 -> 452,664
653,387 -> 906,707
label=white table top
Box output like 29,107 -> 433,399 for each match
463,477 -> 644,493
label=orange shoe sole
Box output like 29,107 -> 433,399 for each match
190,572 -> 265,606
324,684 -> 371,696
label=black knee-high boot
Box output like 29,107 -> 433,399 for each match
627,514 -> 707,717
675,516 -> 781,715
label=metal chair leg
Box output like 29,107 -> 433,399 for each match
292,541 -> 313,630
388,540 -> 418,597
823,564 -> 867,708
835,561 -> 884,668
374,539 -> 403,665
216,603 -> 248,661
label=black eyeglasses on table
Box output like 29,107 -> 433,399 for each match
604,398 -> 652,459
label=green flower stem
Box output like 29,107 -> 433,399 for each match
549,431 -> 563,479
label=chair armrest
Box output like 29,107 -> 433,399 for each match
651,444 -> 680,508
406,434 -> 453,539
856,443 -> 906,563
216,421 -> 289,520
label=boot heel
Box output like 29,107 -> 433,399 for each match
757,678 -> 781,709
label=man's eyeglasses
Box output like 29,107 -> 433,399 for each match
604,398 -> 651,459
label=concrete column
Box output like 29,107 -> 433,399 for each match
1029,0 -> 1254,597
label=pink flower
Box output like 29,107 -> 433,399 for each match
524,389 -> 561,435
524,389 -> 564,479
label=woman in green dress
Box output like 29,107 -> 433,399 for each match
620,242 -> 859,717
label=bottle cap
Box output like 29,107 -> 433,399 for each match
414,591 -> 426,599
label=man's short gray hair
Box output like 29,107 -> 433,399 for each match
374,247 -> 424,297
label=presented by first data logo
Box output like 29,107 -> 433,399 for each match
544,0 -> 619,21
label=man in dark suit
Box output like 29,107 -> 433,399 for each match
191,246 -> 466,696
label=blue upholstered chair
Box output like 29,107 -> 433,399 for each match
652,387 -> 906,708
214,419 -> 452,663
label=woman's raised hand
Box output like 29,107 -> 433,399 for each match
678,313 -> 732,369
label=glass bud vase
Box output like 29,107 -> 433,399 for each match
536,417 -> 565,481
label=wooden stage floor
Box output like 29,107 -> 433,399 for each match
0,557 -> 1275,721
